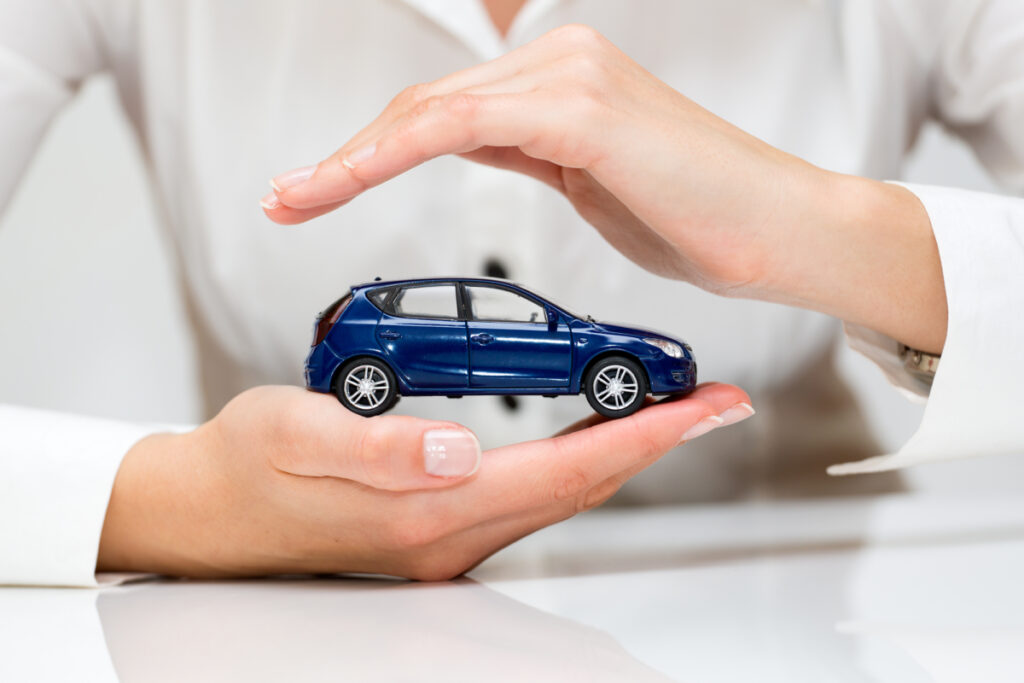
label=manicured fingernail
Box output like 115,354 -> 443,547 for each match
342,143 -> 376,169
678,415 -> 724,445
270,165 -> 317,192
423,429 -> 481,478
719,402 -> 755,426
259,191 -> 281,210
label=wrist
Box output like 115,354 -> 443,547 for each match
97,429 -> 216,576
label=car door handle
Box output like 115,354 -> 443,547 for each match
379,330 -> 402,340
470,333 -> 494,345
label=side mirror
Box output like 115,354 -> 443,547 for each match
546,308 -> 558,332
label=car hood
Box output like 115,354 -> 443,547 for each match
592,321 -> 683,343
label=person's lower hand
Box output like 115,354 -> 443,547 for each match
97,383 -> 751,580
262,24 -> 946,353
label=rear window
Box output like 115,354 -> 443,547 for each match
312,293 -> 351,346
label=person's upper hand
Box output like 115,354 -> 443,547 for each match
262,24 -> 946,354
98,383 -> 751,580
262,24 -> 792,289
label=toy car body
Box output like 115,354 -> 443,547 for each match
305,277 -> 697,418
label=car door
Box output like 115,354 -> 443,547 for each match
377,283 -> 468,389
463,284 -> 572,388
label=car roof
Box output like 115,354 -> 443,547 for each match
352,276 -> 527,291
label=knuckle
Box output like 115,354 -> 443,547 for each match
408,94 -> 444,120
562,52 -> 607,84
621,415 -> 663,459
552,23 -> 606,49
442,92 -> 480,121
357,424 -> 396,488
551,464 -> 591,503
580,478 -> 622,512
570,83 -> 608,122
391,82 -> 431,110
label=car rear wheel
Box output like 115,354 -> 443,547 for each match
584,356 -> 648,418
334,358 -> 399,416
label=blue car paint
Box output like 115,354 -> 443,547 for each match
377,312 -> 469,389
466,315 -> 573,388
304,277 -> 696,399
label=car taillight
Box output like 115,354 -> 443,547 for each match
311,293 -> 352,346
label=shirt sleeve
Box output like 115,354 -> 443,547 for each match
834,186 -> 1024,474
0,0 -> 142,210
0,0 -> 156,585
833,0 -> 1024,474
0,405 -> 162,587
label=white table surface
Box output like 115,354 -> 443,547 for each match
3,494 -> 1024,682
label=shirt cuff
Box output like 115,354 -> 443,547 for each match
831,183 -> 1024,474
0,405 -> 186,587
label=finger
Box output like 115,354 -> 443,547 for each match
450,383 -> 752,522
332,38 -> 559,150
399,447 -> 664,580
549,384 -> 736,439
266,36 -> 568,207
260,196 -> 350,225
267,25 -> 627,214
550,397 -> 657,438
275,89 -> 590,210
458,147 -> 566,193
265,144 -> 564,225
272,395 -> 482,491
420,388 -> 751,575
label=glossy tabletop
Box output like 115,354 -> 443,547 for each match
3,494 -> 1024,682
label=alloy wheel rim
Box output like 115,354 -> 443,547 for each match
344,365 -> 390,409
593,364 -> 639,410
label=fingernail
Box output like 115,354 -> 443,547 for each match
678,415 -> 724,445
342,143 -> 376,169
259,191 -> 281,210
423,429 -> 481,478
719,402 -> 755,426
270,165 -> 317,192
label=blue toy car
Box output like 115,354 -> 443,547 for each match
305,277 -> 697,418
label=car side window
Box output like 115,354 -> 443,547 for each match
391,284 -> 458,320
466,285 -> 545,323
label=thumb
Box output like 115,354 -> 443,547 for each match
281,412 -> 482,491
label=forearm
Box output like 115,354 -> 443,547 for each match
761,170 -> 948,354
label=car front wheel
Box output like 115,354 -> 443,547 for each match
584,356 -> 649,418
334,358 -> 399,416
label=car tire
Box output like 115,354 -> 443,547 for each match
334,357 -> 399,416
584,356 -> 649,419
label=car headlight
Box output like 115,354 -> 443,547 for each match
644,338 -> 683,358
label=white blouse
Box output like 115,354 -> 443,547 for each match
1,0 -> 1022,586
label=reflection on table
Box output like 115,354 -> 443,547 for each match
3,495 -> 1024,682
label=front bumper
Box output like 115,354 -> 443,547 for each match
647,355 -> 697,394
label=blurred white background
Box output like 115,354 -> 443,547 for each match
0,75 -> 1019,493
